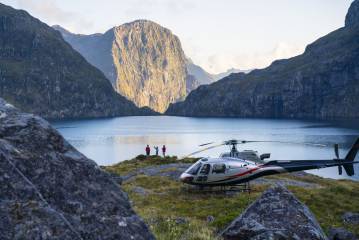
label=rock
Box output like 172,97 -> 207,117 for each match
174,217 -> 188,225
342,212 -> 359,224
221,185 -> 327,240
132,186 -> 149,196
207,215 -> 215,223
328,227 -> 357,240
166,1 -> 359,120
54,21 -> 195,113
0,98 -> 154,239
346,0 -> 359,28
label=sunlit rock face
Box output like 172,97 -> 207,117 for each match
55,20 -> 195,113
112,20 -> 188,113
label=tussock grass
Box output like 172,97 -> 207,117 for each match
104,156 -> 359,239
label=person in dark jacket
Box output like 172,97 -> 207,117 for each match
162,145 -> 166,157
145,145 -> 151,156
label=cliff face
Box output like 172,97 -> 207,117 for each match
55,21 -> 194,113
166,0 -> 359,119
112,20 -> 188,112
0,4 -> 150,119
0,98 -> 155,239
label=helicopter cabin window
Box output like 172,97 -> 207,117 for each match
212,163 -> 226,174
186,162 -> 202,175
200,164 -> 211,175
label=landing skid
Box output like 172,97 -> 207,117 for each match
184,182 -> 252,194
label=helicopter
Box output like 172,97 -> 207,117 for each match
179,138 -> 359,187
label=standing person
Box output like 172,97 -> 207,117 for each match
154,146 -> 159,156
162,145 -> 166,157
145,145 -> 150,157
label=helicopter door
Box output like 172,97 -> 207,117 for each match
197,164 -> 210,182
208,163 -> 228,182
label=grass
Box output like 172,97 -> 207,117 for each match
103,156 -> 359,239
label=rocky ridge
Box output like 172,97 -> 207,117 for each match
166,0 -> 359,119
0,3 -> 152,119
0,98 -> 154,239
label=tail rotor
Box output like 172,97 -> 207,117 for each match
334,143 -> 342,175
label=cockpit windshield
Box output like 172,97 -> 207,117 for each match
186,162 -> 202,175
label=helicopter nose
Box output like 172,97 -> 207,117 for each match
180,173 -> 194,183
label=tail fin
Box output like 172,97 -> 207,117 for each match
343,138 -> 359,176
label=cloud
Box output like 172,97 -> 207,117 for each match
16,0 -> 94,33
187,42 -> 305,74
124,0 -> 196,17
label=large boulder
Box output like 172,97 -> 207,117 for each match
221,185 -> 327,240
0,98 -> 154,240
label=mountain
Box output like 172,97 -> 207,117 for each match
185,58 -> 215,85
0,98 -> 155,239
212,68 -> 251,81
166,0 -> 359,119
185,59 -> 251,85
54,21 -> 198,113
52,25 -> 118,86
0,3 -> 152,119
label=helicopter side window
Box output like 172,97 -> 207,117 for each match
186,162 -> 202,175
212,164 -> 226,174
200,164 -> 211,175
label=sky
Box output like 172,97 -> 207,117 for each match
2,0 -> 353,74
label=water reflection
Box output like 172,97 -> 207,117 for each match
52,116 -> 359,181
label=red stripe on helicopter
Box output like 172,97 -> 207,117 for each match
208,165 -> 267,183
228,166 -> 262,179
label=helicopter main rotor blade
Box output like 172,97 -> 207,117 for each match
184,143 -> 225,158
237,140 -> 327,147
198,142 -> 215,147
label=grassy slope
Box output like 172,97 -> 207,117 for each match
104,156 -> 359,239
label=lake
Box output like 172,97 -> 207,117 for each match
52,116 -> 359,181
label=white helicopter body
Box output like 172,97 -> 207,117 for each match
180,139 -> 359,186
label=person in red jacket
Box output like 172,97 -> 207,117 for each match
162,145 -> 166,157
145,145 -> 150,157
